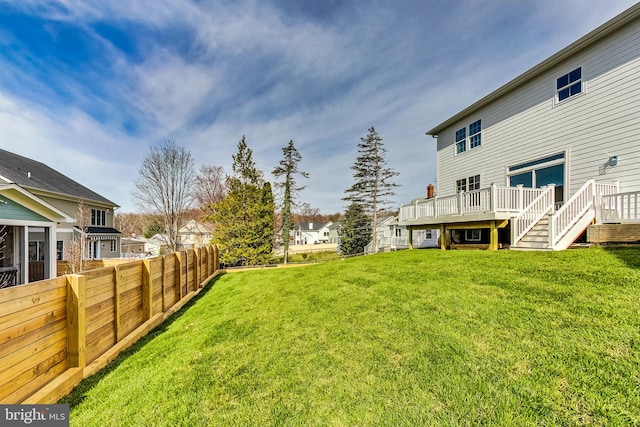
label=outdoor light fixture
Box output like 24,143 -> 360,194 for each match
600,155 -> 619,175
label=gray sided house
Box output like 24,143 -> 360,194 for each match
400,4 -> 640,250
0,149 -> 121,285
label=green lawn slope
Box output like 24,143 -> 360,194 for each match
62,248 -> 640,426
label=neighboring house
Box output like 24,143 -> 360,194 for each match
121,236 -> 147,257
178,219 -> 214,249
145,234 -> 168,256
0,149 -> 121,285
399,3 -> 640,250
327,222 -> 341,245
366,216 -> 438,253
293,222 -> 332,245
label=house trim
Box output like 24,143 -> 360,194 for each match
426,3 -> 640,136
0,184 -> 74,223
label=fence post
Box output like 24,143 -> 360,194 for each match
175,252 -> 183,300
113,266 -> 122,342
161,256 -> 166,312
194,249 -> 200,288
67,274 -> 86,369
205,246 -> 210,277
142,259 -> 153,320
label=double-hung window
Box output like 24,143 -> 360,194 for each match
456,178 -> 467,193
457,175 -> 480,193
469,120 -> 481,148
91,209 -> 106,226
557,67 -> 582,102
455,128 -> 466,154
455,120 -> 482,154
468,174 -> 480,191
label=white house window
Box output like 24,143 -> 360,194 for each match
468,174 -> 480,191
469,120 -> 481,148
110,240 -> 117,252
455,120 -> 482,154
557,67 -> 582,102
425,231 -> 432,239
91,209 -> 106,226
457,175 -> 480,193
455,128 -> 466,154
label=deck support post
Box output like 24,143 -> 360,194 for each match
408,227 -> 413,250
489,221 -> 499,250
439,224 -> 446,250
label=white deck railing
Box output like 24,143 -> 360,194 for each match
399,184 -> 545,222
600,189 -> 640,223
549,180 -> 620,247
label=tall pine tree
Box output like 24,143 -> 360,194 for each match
343,127 -> 398,253
208,136 -> 274,266
272,140 -> 309,263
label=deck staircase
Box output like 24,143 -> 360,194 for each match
516,217 -> 551,250
512,179 -> 619,251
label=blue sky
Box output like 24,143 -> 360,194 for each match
0,0 -> 637,214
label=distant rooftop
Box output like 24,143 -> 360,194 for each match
0,148 -> 118,206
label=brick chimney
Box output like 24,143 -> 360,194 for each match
427,183 -> 435,199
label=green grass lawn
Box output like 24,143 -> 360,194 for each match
61,248 -> 640,426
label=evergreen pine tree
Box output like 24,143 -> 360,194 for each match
343,127 -> 398,253
272,140 -> 309,263
208,136 -> 274,266
339,202 -> 371,255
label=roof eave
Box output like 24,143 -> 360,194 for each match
426,3 -> 640,137
26,187 -> 119,208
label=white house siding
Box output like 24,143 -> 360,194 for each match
436,15 -> 640,199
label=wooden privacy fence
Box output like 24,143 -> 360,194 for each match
0,245 -> 219,404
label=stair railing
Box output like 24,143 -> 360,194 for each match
549,179 -> 595,248
511,185 -> 555,247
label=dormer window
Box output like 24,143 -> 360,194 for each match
557,67 -> 582,102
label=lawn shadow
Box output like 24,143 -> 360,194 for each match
602,246 -> 640,269
60,273 -> 226,407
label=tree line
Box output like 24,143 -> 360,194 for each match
128,126 -> 398,265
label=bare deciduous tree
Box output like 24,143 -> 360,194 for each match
295,203 -> 321,222
114,212 -> 145,237
64,200 -> 91,274
133,140 -> 195,252
195,165 -> 226,213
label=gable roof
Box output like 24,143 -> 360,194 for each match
427,3 -> 640,136
295,221 -> 332,231
0,148 -> 118,206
